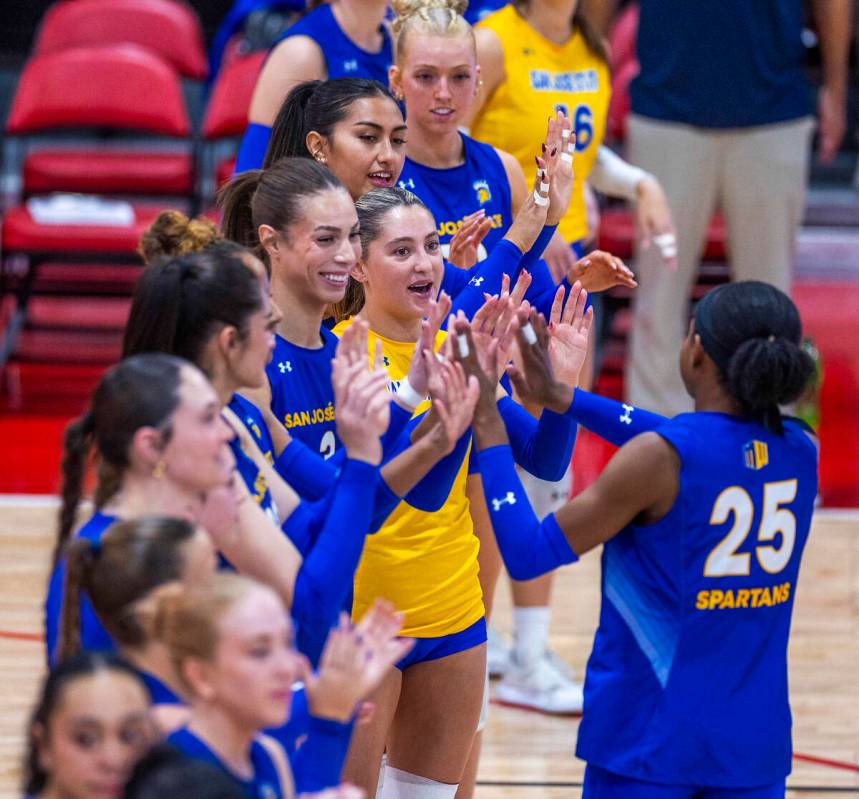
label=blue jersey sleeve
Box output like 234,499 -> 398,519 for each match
234,122 -> 272,174
291,459 -> 378,664
476,444 -> 578,580
290,716 -> 353,793
497,396 -> 577,481
568,389 -> 669,447
274,439 -> 338,501
449,239 -> 523,318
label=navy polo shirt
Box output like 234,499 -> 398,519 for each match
631,0 -> 813,129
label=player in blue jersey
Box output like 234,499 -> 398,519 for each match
57,515 -> 412,794
22,652 -> 153,799
157,572 -> 413,799
44,354 -> 241,664
237,0 -> 393,173
459,280 -> 818,798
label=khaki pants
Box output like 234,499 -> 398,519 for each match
625,114 -> 814,415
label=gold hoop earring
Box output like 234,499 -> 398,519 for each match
152,460 -> 167,480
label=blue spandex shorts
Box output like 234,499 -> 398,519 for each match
396,617 -> 487,671
583,765 -> 785,799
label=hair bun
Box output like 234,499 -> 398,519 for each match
138,210 -> 220,264
391,0 -> 468,19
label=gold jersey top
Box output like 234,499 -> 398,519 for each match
471,4 -> 610,244
331,319 -> 483,638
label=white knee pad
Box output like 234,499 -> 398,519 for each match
377,766 -> 458,799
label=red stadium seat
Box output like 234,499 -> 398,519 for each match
1,45 -> 193,367
608,2 -> 639,73
202,51 -> 267,196
34,0 -> 207,80
598,207 -> 728,261
203,50 -> 267,140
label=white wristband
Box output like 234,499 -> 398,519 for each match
521,322 -> 538,345
396,376 -> 425,411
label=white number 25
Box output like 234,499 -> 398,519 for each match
704,480 -> 798,577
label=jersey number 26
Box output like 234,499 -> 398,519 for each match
704,479 -> 798,577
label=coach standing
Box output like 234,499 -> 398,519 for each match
598,0 -> 851,415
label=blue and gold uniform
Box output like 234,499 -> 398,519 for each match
266,329 -> 339,461
577,414 -> 818,790
471,3 -> 610,245
397,133 -> 513,262
332,319 -> 484,640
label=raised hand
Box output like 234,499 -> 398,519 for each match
332,322 -> 389,464
503,154 -> 551,254
303,602 -> 414,723
542,109 -> 574,227
568,250 -> 637,292
547,280 -> 594,387
505,307 -> 574,414
400,292 -> 452,408
423,356 -> 479,454
448,210 -> 493,269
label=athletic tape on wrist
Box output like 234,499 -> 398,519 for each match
396,376 -> 425,410
521,322 -> 538,345
457,334 -> 470,358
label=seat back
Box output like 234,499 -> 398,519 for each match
34,0 -> 207,80
202,50 -> 267,140
7,44 -> 190,136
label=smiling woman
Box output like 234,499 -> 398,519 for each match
264,78 -> 407,200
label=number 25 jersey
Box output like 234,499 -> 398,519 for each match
577,413 -> 818,787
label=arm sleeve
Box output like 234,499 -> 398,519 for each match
497,396 -> 576,481
274,439 -> 338,501
291,459 -> 378,664
289,716 -> 354,793
519,224 -> 557,272
476,444 -> 578,581
449,239 -> 524,318
234,122 -> 272,174
381,400 -> 413,456
440,260 -> 476,298
589,145 -> 650,202
567,389 -> 669,447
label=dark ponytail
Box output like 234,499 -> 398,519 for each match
694,281 -> 815,433
55,413 -> 95,565
218,157 -> 346,269
55,355 -> 186,563
122,244 -> 262,370
218,169 -> 266,260
59,517 -> 197,661
23,652 -> 146,797
263,78 -> 400,169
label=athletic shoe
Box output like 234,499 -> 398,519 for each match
493,650 -> 584,715
487,624 -> 511,678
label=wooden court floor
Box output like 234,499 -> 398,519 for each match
0,500 -> 856,798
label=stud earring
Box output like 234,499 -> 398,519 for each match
152,460 -> 167,480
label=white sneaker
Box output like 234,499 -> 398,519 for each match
493,650 -> 584,715
487,625 -> 511,678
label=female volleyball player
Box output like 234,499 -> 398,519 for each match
461,280 -> 818,798
58,516 -> 412,793
325,176 -> 600,798
158,572 -> 409,798
23,652 -> 153,799
237,0 -> 393,172
386,0 -> 639,720
45,354 -> 236,664
470,0 -> 675,276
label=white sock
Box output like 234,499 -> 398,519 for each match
377,766 -> 458,799
512,606 -> 550,666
